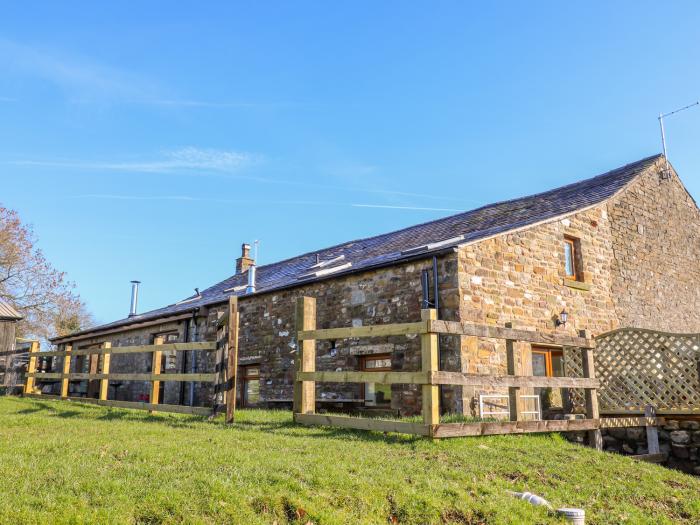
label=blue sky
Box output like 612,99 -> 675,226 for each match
2,2 -> 699,325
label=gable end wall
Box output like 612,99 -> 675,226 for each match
608,164 -> 700,332
454,161 -> 700,415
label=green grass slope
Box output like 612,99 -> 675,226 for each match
0,397 -> 698,524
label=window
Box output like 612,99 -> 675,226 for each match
563,236 -> 582,281
532,346 -> 565,411
241,365 -> 260,407
360,354 -> 392,407
531,347 -> 564,378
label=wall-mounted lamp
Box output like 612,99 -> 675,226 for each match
555,309 -> 569,327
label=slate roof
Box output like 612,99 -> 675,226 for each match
54,154 -> 662,341
0,299 -> 22,321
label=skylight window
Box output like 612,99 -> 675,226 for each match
309,254 -> 345,269
297,262 -> 352,280
223,284 -> 247,293
401,235 -> 466,255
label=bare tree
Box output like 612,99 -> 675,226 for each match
0,205 -> 92,341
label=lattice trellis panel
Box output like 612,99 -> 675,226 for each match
563,348 -> 585,411
570,328 -> 700,413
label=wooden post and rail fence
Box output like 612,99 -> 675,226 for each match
20,294 -> 663,454
292,296 -> 663,451
23,297 -> 241,422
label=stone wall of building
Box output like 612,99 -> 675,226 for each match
218,254 -> 460,416
455,204 -> 617,415
54,254 -> 461,415
453,162 -> 700,416
52,317 -> 215,406
608,163 -> 700,332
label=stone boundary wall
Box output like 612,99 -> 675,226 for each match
600,419 -> 700,476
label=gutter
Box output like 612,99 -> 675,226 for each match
50,311 -> 197,345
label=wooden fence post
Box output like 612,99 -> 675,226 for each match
99,342 -> 112,401
293,296 -> 316,415
505,322 -> 520,421
226,296 -> 240,424
421,308 -> 439,431
23,341 -> 39,395
87,352 -> 100,398
60,345 -> 73,398
581,344 -> 603,450
645,404 -> 660,455
149,337 -> 164,413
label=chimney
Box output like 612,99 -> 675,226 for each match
129,280 -> 141,317
236,243 -> 254,274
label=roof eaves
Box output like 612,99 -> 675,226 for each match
50,309 -> 199,344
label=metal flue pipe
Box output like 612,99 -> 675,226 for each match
246,265 -> 256,294
129,280 -> 141,317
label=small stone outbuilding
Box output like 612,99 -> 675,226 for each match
49,155 -> 700,416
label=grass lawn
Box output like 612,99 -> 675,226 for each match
1,397 -> 699,524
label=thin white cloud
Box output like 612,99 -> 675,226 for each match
69,194 -> 463,213
164,147 -> 254,171
73,194 -> 200,201
9,150 -> 453,200
12,148 -> 475,205
12,147 -> 256,173
352,204 -> 462,212
145,99 -> 293,109
0,38 -> 157,100
0,39 -> 279,109
148,99 -> 257,108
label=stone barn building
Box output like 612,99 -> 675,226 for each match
49,154 -> 700,416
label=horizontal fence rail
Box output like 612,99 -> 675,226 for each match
297,320 -> 595,349
23,393 -> 213,416
27,342 -> 217,358
297,321 -> 429,340
24,299 -> 242,422
296,371 -> 600,389
28,372 -> 218,382
428,320 -> 595,348
23,337 -> 225,417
